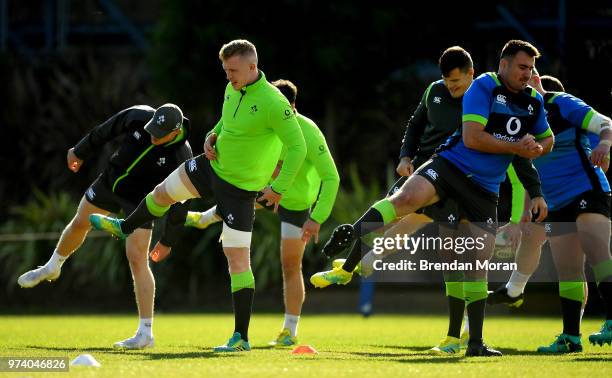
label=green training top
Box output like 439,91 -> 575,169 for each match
506,164 -> 526,224
279,113 -> 340,224
209,71 -> 306,193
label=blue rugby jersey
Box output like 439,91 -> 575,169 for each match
439,72 -> 551,194
533,92 -> 610,210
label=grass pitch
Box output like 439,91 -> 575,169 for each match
0,314 -> 610,377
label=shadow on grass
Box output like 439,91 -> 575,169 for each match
367,344 -> 429,352
25,345 -> 236,359
573,357 -> 612,362
27,345 -> 120,353
496,347 -> 545,356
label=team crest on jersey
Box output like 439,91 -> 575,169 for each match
282,109 -> 294,120
188,160 -> 197,172
227,213 -> 234,224
425,169 -> 438,181
157,157 -> 166,167
156,115 -> 165,125
250,105 -> 258,114
495,94 -> 507,105
448,214 -> 456,223
580,199 -> 587,209
527,104 -> 534,115
433,96 -> 441,104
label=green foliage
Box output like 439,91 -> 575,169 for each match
0,190 -> 128,297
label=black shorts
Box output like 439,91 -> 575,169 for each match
260,202 -> 311,228
415,156 -> 498,233
85,175 -> 152,229
543,190 -> 611,236
279,206 -> 311,228
386,175 -> 460,226
185,155 -> 257,232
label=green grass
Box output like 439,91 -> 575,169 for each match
0,314 -> 610,377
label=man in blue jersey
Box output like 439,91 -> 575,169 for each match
520,71 -> 612,353
311,40 -> 554,356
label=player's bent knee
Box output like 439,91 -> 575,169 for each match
221,223 -> 252,248
392,190 -> 417,208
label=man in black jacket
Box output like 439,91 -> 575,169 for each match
17,104 -> 192,349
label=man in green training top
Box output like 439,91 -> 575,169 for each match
90,39 -> 307,352
183,79 -> 340,347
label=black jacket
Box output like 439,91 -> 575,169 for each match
74,105 -> 193,247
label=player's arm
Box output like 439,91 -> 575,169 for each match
73,106 -> 149,161
150,201 -> 191,262
462,81 -> 553,157
584,111 -> 612,166
511,156 -> 543,200
397,84 -> 431,175
268,104 -> 307,194
506,164 -> 527,225
204,118 -> 223,160
308,131 -> 340,225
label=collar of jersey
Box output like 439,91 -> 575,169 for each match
163,126 -> 185,148
239,70 -> 266,93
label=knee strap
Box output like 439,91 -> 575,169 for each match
221,222 -> 252,248
165,166 -> 197,202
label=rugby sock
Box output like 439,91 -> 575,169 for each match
44,250 -> 67,271
121,193 -> 170,234
231,270 -> 255,341
505,270 -> 531,298
464,281 -> 488,344
138,318 -> 153,338
444,277 -> 464,338
343,199 -> 397,272
559,281 -> 584,336
283,314 -> 300,337
593,260 -> 612,320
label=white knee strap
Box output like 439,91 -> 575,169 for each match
221,222 -> 252,248
281,221 -> 303,239
164,166 -> 196,202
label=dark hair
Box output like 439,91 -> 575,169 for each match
439,46 -> 473,77
500,40 -> 541,60
272,79 -> 298,104
540,75 -> 565,92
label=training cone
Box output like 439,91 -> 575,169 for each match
70,354 -> 101,367
291,345 -> 318,354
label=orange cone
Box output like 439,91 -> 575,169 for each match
291,345 -> 318,354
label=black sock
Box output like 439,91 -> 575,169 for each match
121,198 -> 158,234
342,208 -> 385,272
232,288 -> 254,341
466,299 -> 486,344
560,297 -> 582,336
597,282 -> 612,320
447,296 -> 465,338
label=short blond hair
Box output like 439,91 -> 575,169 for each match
219,39 -> 258,63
